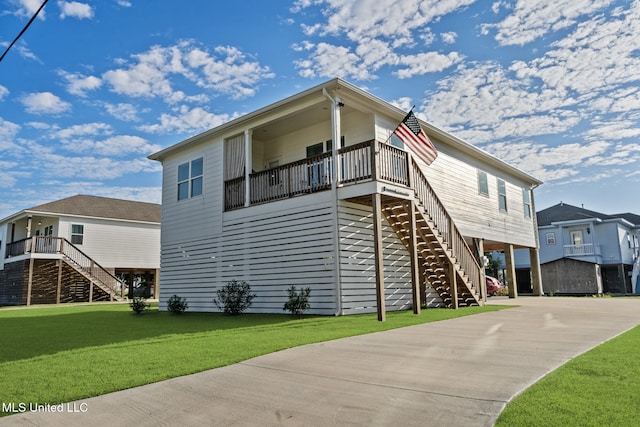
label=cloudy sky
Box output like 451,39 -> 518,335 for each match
1,0 -> 639,219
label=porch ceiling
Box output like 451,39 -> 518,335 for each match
253,103 -> 357,140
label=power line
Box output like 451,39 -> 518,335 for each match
0,0 -> 49,63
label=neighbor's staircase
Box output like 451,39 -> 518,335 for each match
23,236 -> 126,301
57,238 -> 126,301
381,158 -> 483,307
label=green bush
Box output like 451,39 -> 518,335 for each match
214,280 -> 256,315
283,285 -> 311,316
167,294 -> 188,314
129,296 -> 149,314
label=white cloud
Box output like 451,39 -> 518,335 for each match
422,62 -> 580,142
63,135 -> 161,156
104,102 -> 141,121
0,117 -> 21,151
441,31 -> 457,44
58,71 -> 102,96
138,106 -> 233,135
395,51 -> 463,79
115,0 -> 132,7
483,140 -> 610,182
58,1 -> 94,19
21,92 -> 71,115
53,122 -> 113,140
103,41 -> 273,102
12,0 -> 46,19
291,0 -> 475,80
0,85 -> 8,100
488,0 -> 613,46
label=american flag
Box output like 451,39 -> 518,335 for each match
393,110 -> 438,165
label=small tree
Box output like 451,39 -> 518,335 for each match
167,294 -> 188,314
214,280 -> 256,315
130,296 -> 149,314
283,285 -> 311,316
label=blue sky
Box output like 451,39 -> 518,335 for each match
1,0 -> 639,219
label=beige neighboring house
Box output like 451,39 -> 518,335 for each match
0,195 -> 161,306
150,78 -> 543,318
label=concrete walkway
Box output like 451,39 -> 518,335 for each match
3,297 -> 640,426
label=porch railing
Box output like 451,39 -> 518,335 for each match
224,140 -> 409,210
5,236 -> 125,299
564,243 -> 601,257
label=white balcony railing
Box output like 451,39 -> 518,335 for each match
564,243 -> 601,257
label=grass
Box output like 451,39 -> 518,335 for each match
496,325 -> 640,426
0,302 -> 505,413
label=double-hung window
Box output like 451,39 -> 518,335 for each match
522,188 -> 532,218
71,224 -> 84,245
477,170 -> 489,196
497,179 -> 508,212
178,158 -> 203,201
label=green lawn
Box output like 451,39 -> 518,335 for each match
0,303 -> 504,413
496,325 -> 640,426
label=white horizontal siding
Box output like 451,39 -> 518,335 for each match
338,201 -> 413,315
419,141 -> 537,248
161,141 -> 223,245
159,195 -> 339,314
58,217 -> 160,269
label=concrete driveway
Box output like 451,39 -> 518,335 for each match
3,296 -> 640,426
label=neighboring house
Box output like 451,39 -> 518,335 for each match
514,202 -> 640,295
149,78 -> 543,318
0,195 -> 161,306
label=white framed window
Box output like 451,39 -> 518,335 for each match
178,157 -> 203,201
478,170 -> 489,196
497,179 -> 507,211
522,188 -> 531,218
71,224 -> 84,245
546,232 -> 556,245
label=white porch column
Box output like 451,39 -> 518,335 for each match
26,215 -> 32,238
244,129 -> 252,207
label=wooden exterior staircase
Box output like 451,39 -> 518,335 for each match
6,236 -> 126,302
380,157 -> 484,308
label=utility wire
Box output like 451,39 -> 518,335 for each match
0,0 -> 49,63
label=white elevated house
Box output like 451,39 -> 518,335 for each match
0,195 -> 161,305
149,79 -> 543,319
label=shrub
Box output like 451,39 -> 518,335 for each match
283,285 -> 311,316
214,280 -> 256,315
129,296 -> 149,314
167,294 -> 188,314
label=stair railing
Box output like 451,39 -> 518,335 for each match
410,158 -> 482,297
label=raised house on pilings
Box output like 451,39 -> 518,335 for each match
0,195 -> 161,306
149,78 -> 543,320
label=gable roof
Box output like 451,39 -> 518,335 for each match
538,203 -> 640,227
5,195 -> 161,224
149,78 -> 542,187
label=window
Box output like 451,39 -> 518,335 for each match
522,188 -> 531,218
71,224 -> 84,245
546,232 -> 556,245
497,179 -> 507,211
477,170 -> 489,196
177,157 -> 203,201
